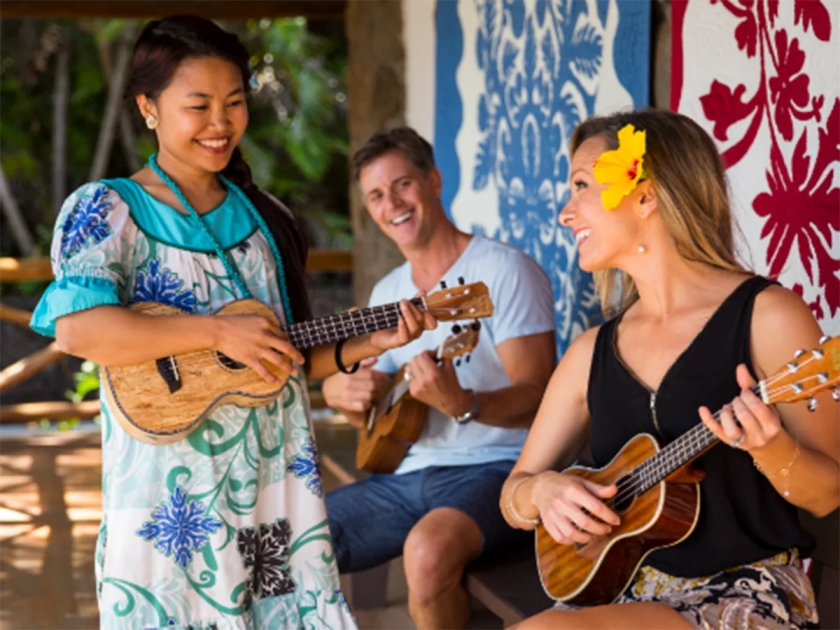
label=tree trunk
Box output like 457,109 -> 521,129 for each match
345,0 -> 407,307
52,28 -> 71,218
0,166 -> 35,256
88,22 -> 138,181
96,30 -> 141,173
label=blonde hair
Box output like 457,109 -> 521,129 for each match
570,109 -> 748,318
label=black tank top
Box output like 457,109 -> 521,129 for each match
587,276 -> 814,577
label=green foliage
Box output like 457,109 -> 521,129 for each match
0,16 -> 351,261
66,359 -> 100,404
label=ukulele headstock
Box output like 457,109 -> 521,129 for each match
438,321 -> 481,366
762,335 -> 840,410
424,278 -> 494,321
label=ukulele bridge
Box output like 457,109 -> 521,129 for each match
156,357 -> 182,394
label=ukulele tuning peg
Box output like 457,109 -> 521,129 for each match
819,334 -> 831,344
458,276 -> 465,285
807,397 -> 818,412
440,281 -> 447,289
451,324 -> 462,334
471,320 -> 481,330
793,349 -> 806,359
832,386 -> 840,402
465,354 -> 471,363
456,359 -> 462,367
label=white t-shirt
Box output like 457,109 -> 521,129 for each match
368,235 -> 555,474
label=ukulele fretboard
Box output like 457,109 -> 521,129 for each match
627,383 -> 763,495
286,298 -> 425,350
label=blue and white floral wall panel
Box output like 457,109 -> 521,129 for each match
434,0 -> 651,356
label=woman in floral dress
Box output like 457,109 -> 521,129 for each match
31,16 -> 434,630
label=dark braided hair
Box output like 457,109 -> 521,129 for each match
126,15 -> 312,326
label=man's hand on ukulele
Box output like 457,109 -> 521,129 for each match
533,472 -> 620,546
405,351 -> 471,417
322,358 -> 390,425
369,299 -> 437,352
214,315 -> 305,384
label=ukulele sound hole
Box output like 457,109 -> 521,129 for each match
612,475 -> 636,513
217,352 -> 247,371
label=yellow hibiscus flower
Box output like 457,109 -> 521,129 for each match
592,124 -> 647,210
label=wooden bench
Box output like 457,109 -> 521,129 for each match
315,420 -> 839,628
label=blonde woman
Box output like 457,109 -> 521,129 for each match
501,110 -> 838,629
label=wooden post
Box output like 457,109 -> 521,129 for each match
346,0 -> 407,306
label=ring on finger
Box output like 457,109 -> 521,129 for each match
729,434 -> 745,448
404,370 -> 414,382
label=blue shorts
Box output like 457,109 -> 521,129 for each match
326,460 -> 529,573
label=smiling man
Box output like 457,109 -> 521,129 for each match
322,127 -> 556,629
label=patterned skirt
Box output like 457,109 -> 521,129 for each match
556,550 -> 818,629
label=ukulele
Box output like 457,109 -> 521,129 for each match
102,281 -> 493,444
536,335 -> 840,606
356,321 -> 482,473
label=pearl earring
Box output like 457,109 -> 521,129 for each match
145,115 -> 158,130
638,244 -> 646,253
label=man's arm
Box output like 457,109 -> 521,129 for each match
406,330 -> 555,428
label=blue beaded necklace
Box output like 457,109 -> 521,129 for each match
148,153 -> 294,323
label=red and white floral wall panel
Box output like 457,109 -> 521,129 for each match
672,0 -> 839,334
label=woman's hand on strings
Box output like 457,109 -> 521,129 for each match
699,364 -> 783,452
369,298 -> 437,352
532,471 -> 619,545
214,314 -> 305,384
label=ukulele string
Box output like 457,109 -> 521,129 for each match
605,359 -> 829,509
112,305 -> 468,373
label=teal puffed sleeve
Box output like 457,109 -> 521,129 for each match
30,183 -> 132,338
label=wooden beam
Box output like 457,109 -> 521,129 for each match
0,1 -> 346,20
0,250 -> 352,284
0,342 -> 66,394
0,394 -> 324,423
0,257 -> 53,283
0,391 -> 323,424
0,303 -> 33,328
306,248 -> 353,272
0,400 -> 100,423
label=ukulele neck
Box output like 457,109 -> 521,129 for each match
286,297 -> 424,350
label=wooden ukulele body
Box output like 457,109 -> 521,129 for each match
355,364 -> 428,473
103,299 -> 293,445
536,433 -> 702,606
101,282 -> 494,445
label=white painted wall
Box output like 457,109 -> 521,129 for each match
403,0 -> 437,142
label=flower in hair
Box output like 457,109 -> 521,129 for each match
593,124 -> 647,210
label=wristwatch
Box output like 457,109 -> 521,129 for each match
453,389 -> 480,425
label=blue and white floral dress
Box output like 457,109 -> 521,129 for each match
31,180 -> 357,630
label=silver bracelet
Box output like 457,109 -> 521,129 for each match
506,475 -> 540,526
